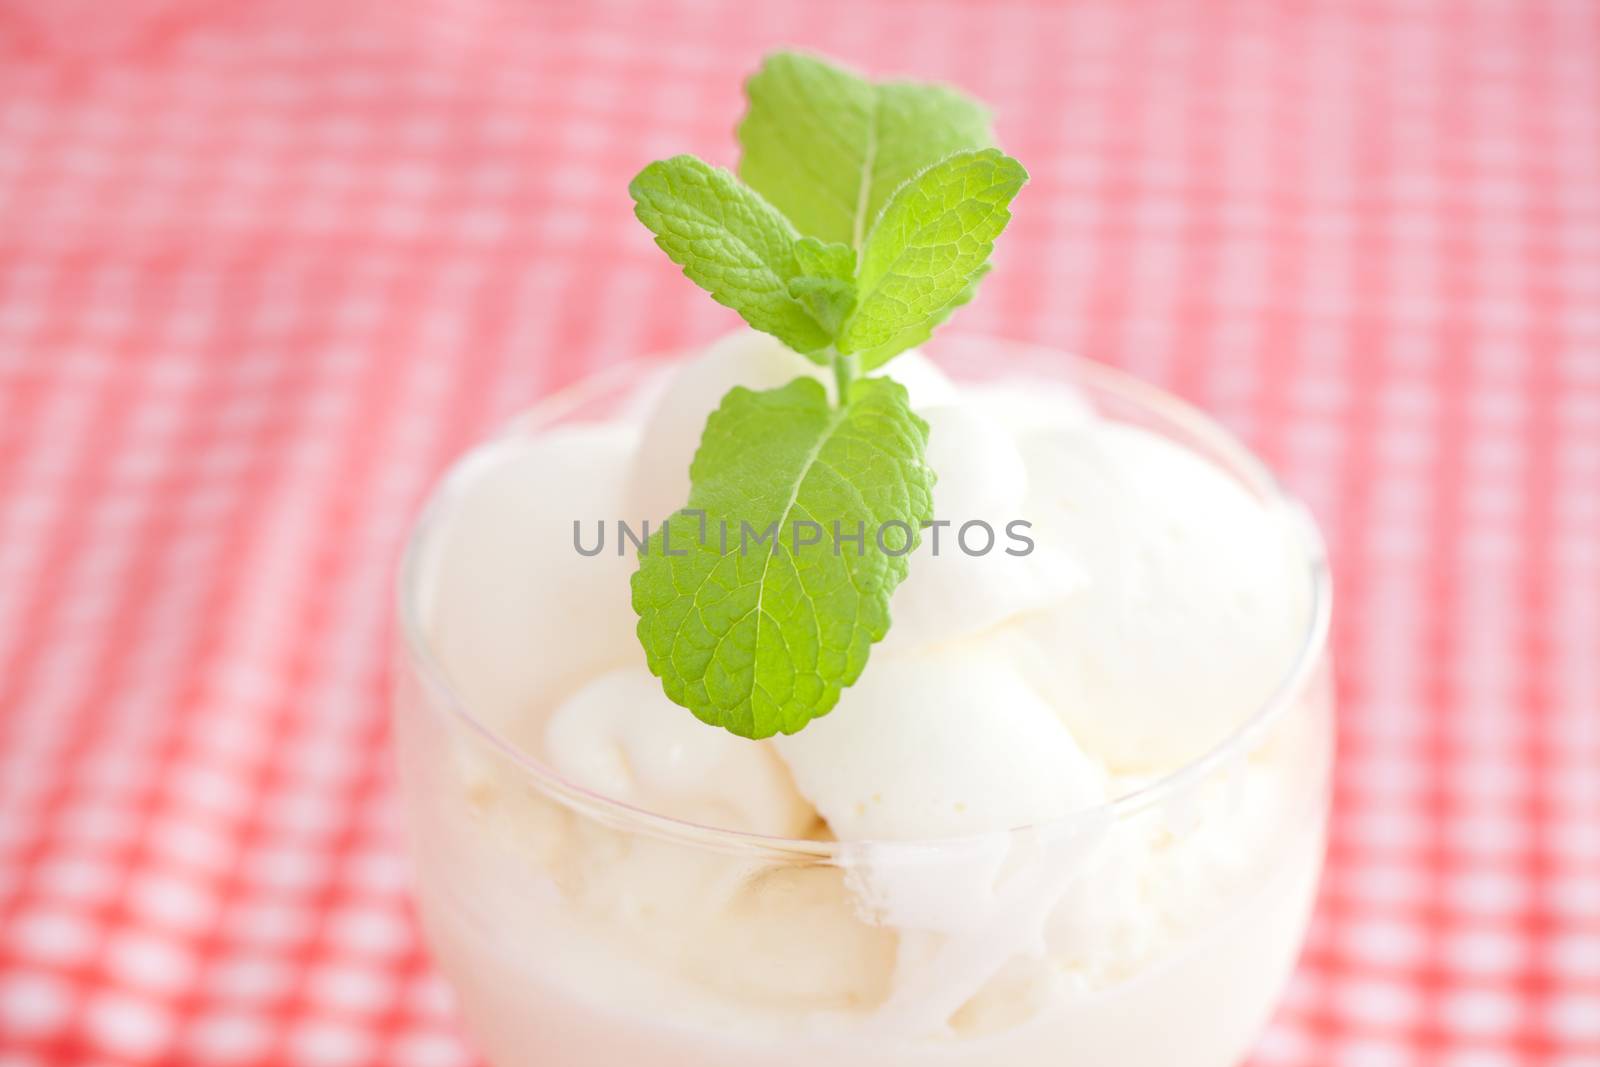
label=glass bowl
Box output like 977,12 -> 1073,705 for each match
392,335 -> 1335,1067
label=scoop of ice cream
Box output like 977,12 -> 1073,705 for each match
542,668 -> 893,1012
879,401 -> 1086,654
625,328 -> 958,524
695,864 -> 897,1010
921,402 -> 1029,526
880,348 -> 960,408
964,377 -> 1097,434
545,667 -> 817,838
1005,422 -> 1310,773
773,640 -> 1106,841
625,330 -> 826,524
427,425 -> 641,746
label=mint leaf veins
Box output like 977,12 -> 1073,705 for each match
632,378 -> 934,738
627,50 -> 1026,738
629,156 -> 852,361
738,51 -> 995,250
839,149 -> 1024,367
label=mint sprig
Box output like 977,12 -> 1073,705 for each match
627,50 -> 1026,738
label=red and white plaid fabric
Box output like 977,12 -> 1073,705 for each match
1,1 -> 1596,1064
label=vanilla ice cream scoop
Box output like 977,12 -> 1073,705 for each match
965,377 -> 1096,434
774,640 -> 1106,841
880,401 -> 1085,653
1006,422 -> 1310,772
542,670 -> 894,1013
545,667 -> 817,837
428,425 -> 641,745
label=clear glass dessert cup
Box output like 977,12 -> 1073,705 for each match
392,335 -> 1335,1067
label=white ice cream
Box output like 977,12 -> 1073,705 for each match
547,667 -> 815,837
774,641 -> 1103,841
876,400 -> 1086,654
1006,422 -> 1311,771
427,425 -> 641,745
399,330 -> 1331,1067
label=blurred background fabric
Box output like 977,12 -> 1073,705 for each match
1,0 -> 1597,1064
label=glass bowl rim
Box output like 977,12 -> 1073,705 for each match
395,333 -> 1334,860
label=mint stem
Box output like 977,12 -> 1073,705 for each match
832,349 -> 858,405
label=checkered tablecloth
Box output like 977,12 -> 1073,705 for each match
1,1 -> 1596,1064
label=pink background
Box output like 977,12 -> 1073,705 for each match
1,1 -> 1596,1064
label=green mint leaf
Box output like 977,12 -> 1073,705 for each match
786,236 -> 857,337
737,51 -> 994,249
630,376 -> 935,739
839,149 -> 1026,366
786,276 -> 856,339
630,155 -> 842,360
851,263 -> 990,370
793,234 -> 856,280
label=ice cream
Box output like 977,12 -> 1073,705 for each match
394,330 -> 1332,1067
772,641 -> 1104,841
426,425 -> 640,742
546,666 -> 816,837
874,399 -> 1086,654
1005,421 -> 1312,771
